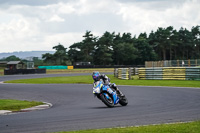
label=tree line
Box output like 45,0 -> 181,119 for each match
56,25 -> 199,65
1,25 -> 200,66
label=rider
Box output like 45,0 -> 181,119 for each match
92,71 -> 124,96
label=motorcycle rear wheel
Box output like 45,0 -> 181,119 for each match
100,93 -> 114,108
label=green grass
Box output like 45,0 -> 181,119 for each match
5,75 -> 93,84
0,99 -> 43,111
4,75 -> 200,88
55,121 -> 200,133
47,68 -> 114,74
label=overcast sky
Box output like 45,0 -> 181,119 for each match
0,0 -> 199,53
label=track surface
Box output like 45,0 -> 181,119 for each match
0,74 -> 200,133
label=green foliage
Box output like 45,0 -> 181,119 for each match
42,43 -> 68,65
68,42 -> 84,64
32,57 -> 43,66
0,55 -> 20,61
53,43 -> 68,64
93,32 -> 114,65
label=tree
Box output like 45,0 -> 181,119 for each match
112,32 -> 137,65
53,43 -> 68,65
115,42 -> 138,65
33,57 -> 43,66
112,33 -> 123,65
4,55 -> 21,61
67,25 -> 200,66
169,29 -> 180,59
191,26 -> 200,58
178,27 -> 193,59
135,33 -> 157,65
68,42 -> 84,64
81,31 -> 97,63
42,53 -> 55,65
93,31 -> 114,65
153,26 -> 173,60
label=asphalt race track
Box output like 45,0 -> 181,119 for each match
0,74 -> 200,133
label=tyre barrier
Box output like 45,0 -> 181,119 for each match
138,67 -> 200,80
114,68 -> 137,80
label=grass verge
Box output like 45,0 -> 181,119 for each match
4,75 -> 200,88
46,68 -> 114,74
55,121 -> 200,133
0,99 -> 43,111
5,75 -> 93,84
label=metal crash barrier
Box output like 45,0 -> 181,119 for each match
114,68 -> 137,80
138,67 -> 200,80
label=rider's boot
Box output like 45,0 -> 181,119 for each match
111,83 -> 124,97
116,87 -> 124,97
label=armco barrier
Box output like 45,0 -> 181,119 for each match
114,68 -> 137,80
186,67 -> 200,80
118,68 -> 129,80
163,67 -> 186,80
138,67 -> 200,80
139,67 -> 163,80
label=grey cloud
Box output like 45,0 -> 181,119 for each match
117,0 -> 188,11
39,13 -> 125,33
0,0 -> 73,6
116,0 -> 186,3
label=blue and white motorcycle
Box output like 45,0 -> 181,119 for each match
93,80 -> 128,107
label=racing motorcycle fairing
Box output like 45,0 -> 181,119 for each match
93,80 -> 119,105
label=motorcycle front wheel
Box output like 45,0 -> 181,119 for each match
119,96 -> 128,106
100,93 -> 114,108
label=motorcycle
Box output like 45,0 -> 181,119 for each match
93,80 -> 128,107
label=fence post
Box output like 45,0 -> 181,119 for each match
188,59 -> 190,67
114,68 -> 116,77
114,68 -> 118,77
128,68 -> 132,80
195,59 -> 198,66
177,60 -> 179,67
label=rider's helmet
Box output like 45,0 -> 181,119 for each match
92,71 -> 100,81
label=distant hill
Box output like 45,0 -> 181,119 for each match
0,51 -> 55,59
